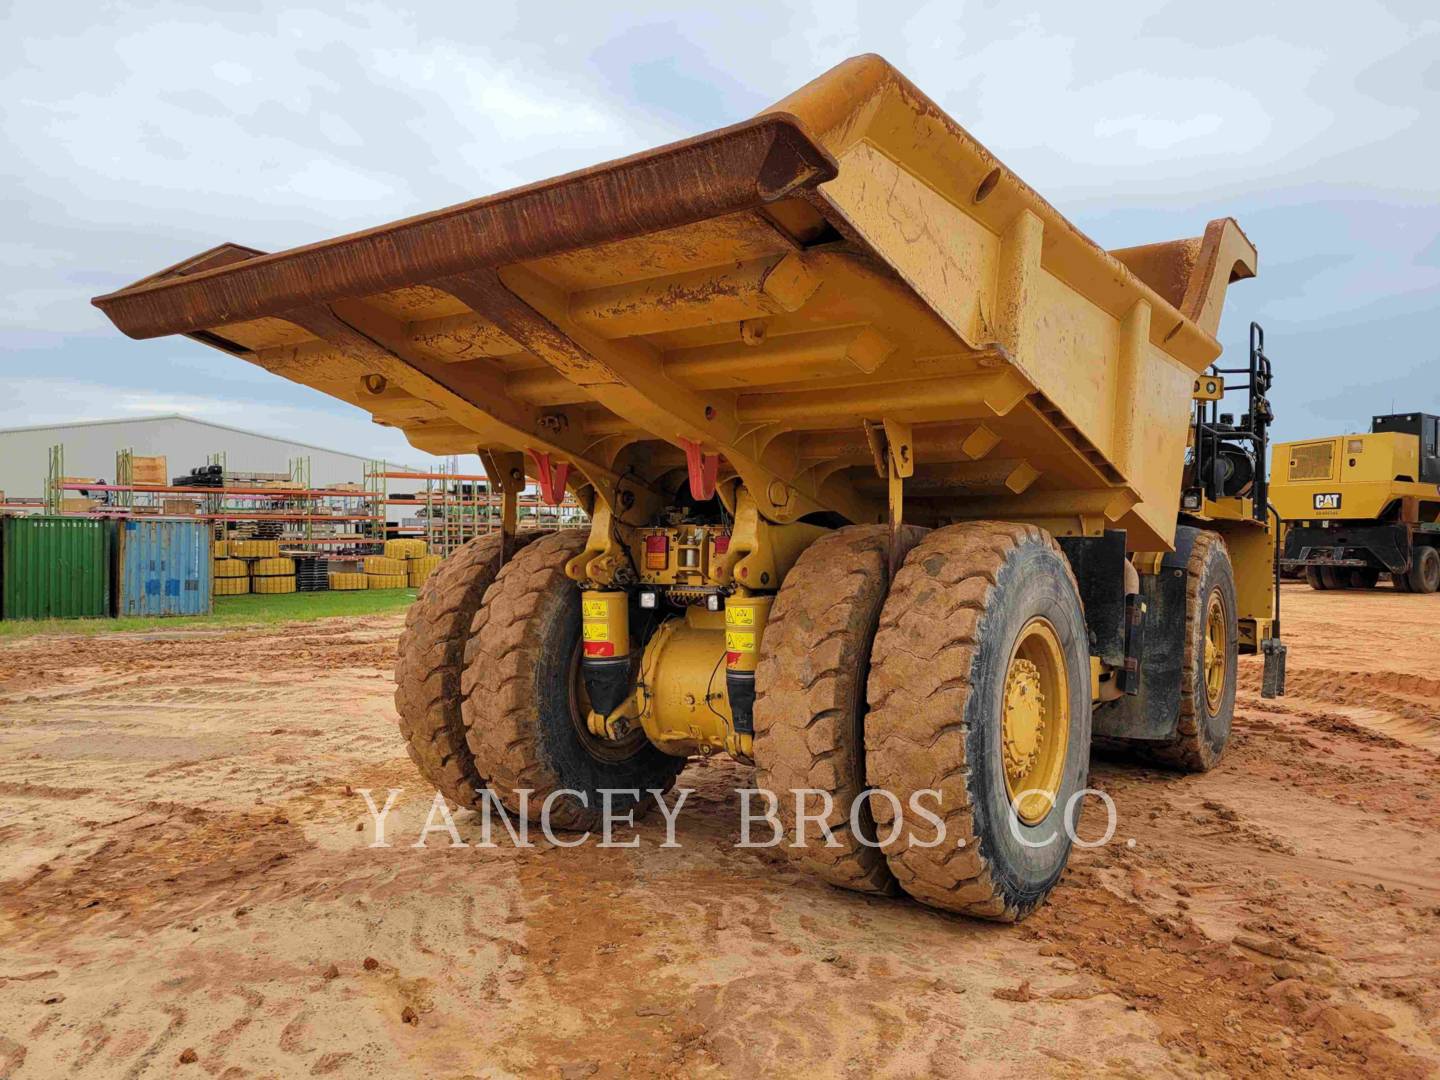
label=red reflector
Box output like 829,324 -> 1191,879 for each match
725,650 -> 742,667
644,534 -> 668,569
584,641 -> 616,658
713,534 -> 730,554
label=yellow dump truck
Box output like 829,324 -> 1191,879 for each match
93,55 -> 1283,921
1274,413 -> 1440,592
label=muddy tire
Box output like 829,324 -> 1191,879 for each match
1406,545 -> 1440,594
753,525 -> 925,895
1304,566 -> 1329,591
393,531 -> 546,808
461,531 -> 684,831
864,522 -> 1091,922
1139,531 -> 1237,773
1319,566 -> 1345,590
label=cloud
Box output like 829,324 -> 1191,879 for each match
0,0 -> 1436,468
0,376 -> 421,462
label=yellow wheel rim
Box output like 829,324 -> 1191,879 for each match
1203,590 -> 1227,713
1002,618 -> 1070,826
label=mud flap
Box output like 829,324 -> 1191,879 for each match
1261,638 -> 1287,699
1091,528 -> 1200,741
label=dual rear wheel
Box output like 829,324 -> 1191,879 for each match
1306,548 -> 1440,593
393,530 -> 681,828
1307,565 -> 1380,590
756,522 -> 1092,921
393,520 -> 1234,923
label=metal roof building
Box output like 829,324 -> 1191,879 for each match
0,414 -> 381,499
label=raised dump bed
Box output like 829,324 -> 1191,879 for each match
94,55 -> 1275,922
94,55 -> 1256,552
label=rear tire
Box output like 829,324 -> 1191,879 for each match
1319,566 -> 1344,590
1305,566 -> 1328,591
864,522 -> 1091,922
1349,568 -> 1380,589
461,531 -> 684,831
1406,545 -> 1440,594
393,531 -> 546,808
753,525 -> 925,896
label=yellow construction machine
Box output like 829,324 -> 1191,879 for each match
93,55 -> 1283,921
1273,413 -> 1440,592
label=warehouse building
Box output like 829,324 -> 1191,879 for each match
0,414 -> 397,499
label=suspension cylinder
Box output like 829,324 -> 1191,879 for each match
580,591 -> 631,716
724,595 -> 773,744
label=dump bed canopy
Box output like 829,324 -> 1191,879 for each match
94,55 -> 1255,551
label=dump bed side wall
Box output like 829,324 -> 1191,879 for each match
807,127 -> 1206,550
766,56 -> 1251,551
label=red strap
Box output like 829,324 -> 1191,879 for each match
526,449 -> 570,506
680,439 -> 719,501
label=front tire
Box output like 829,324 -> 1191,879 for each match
1145,531 -> 1237,772
461,531 -> 684,831
864,522 -> 1091,922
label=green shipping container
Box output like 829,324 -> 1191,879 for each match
0,515 -> 113,620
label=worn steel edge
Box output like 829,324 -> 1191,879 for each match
91,116 -> 837,340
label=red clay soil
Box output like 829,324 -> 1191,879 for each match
0,583 -> 1436,1077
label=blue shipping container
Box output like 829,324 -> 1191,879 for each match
115,518 -> 213,617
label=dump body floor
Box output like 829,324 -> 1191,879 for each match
0,587 -> 1436,1077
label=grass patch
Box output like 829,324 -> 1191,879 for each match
0,588 -> 417,639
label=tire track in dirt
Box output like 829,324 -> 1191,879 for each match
1241,666 -> 1440,751
0,591 -> 1437,1076
1022,863 -> 1430,1077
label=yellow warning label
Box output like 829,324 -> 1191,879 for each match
581,598 -> 609,618
725,630 -> 756,652
582,623 -> 610,642
726,606 -> 755,626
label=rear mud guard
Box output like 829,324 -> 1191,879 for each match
1091,527 -> 1201,741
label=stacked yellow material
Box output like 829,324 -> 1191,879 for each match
236,554 -> 297,595
329,572 -> 367,591
230,539 -> 280,559
367,573 -> 409,590
407,553 -> 442,588
214,576 -> 250,596
384,538 -> 428,560
364,553 -> 411,589
250,557 -> 297,577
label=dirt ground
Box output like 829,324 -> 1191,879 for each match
1,582 -> 1437,1079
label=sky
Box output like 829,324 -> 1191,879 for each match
2,0 -> 1437,467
